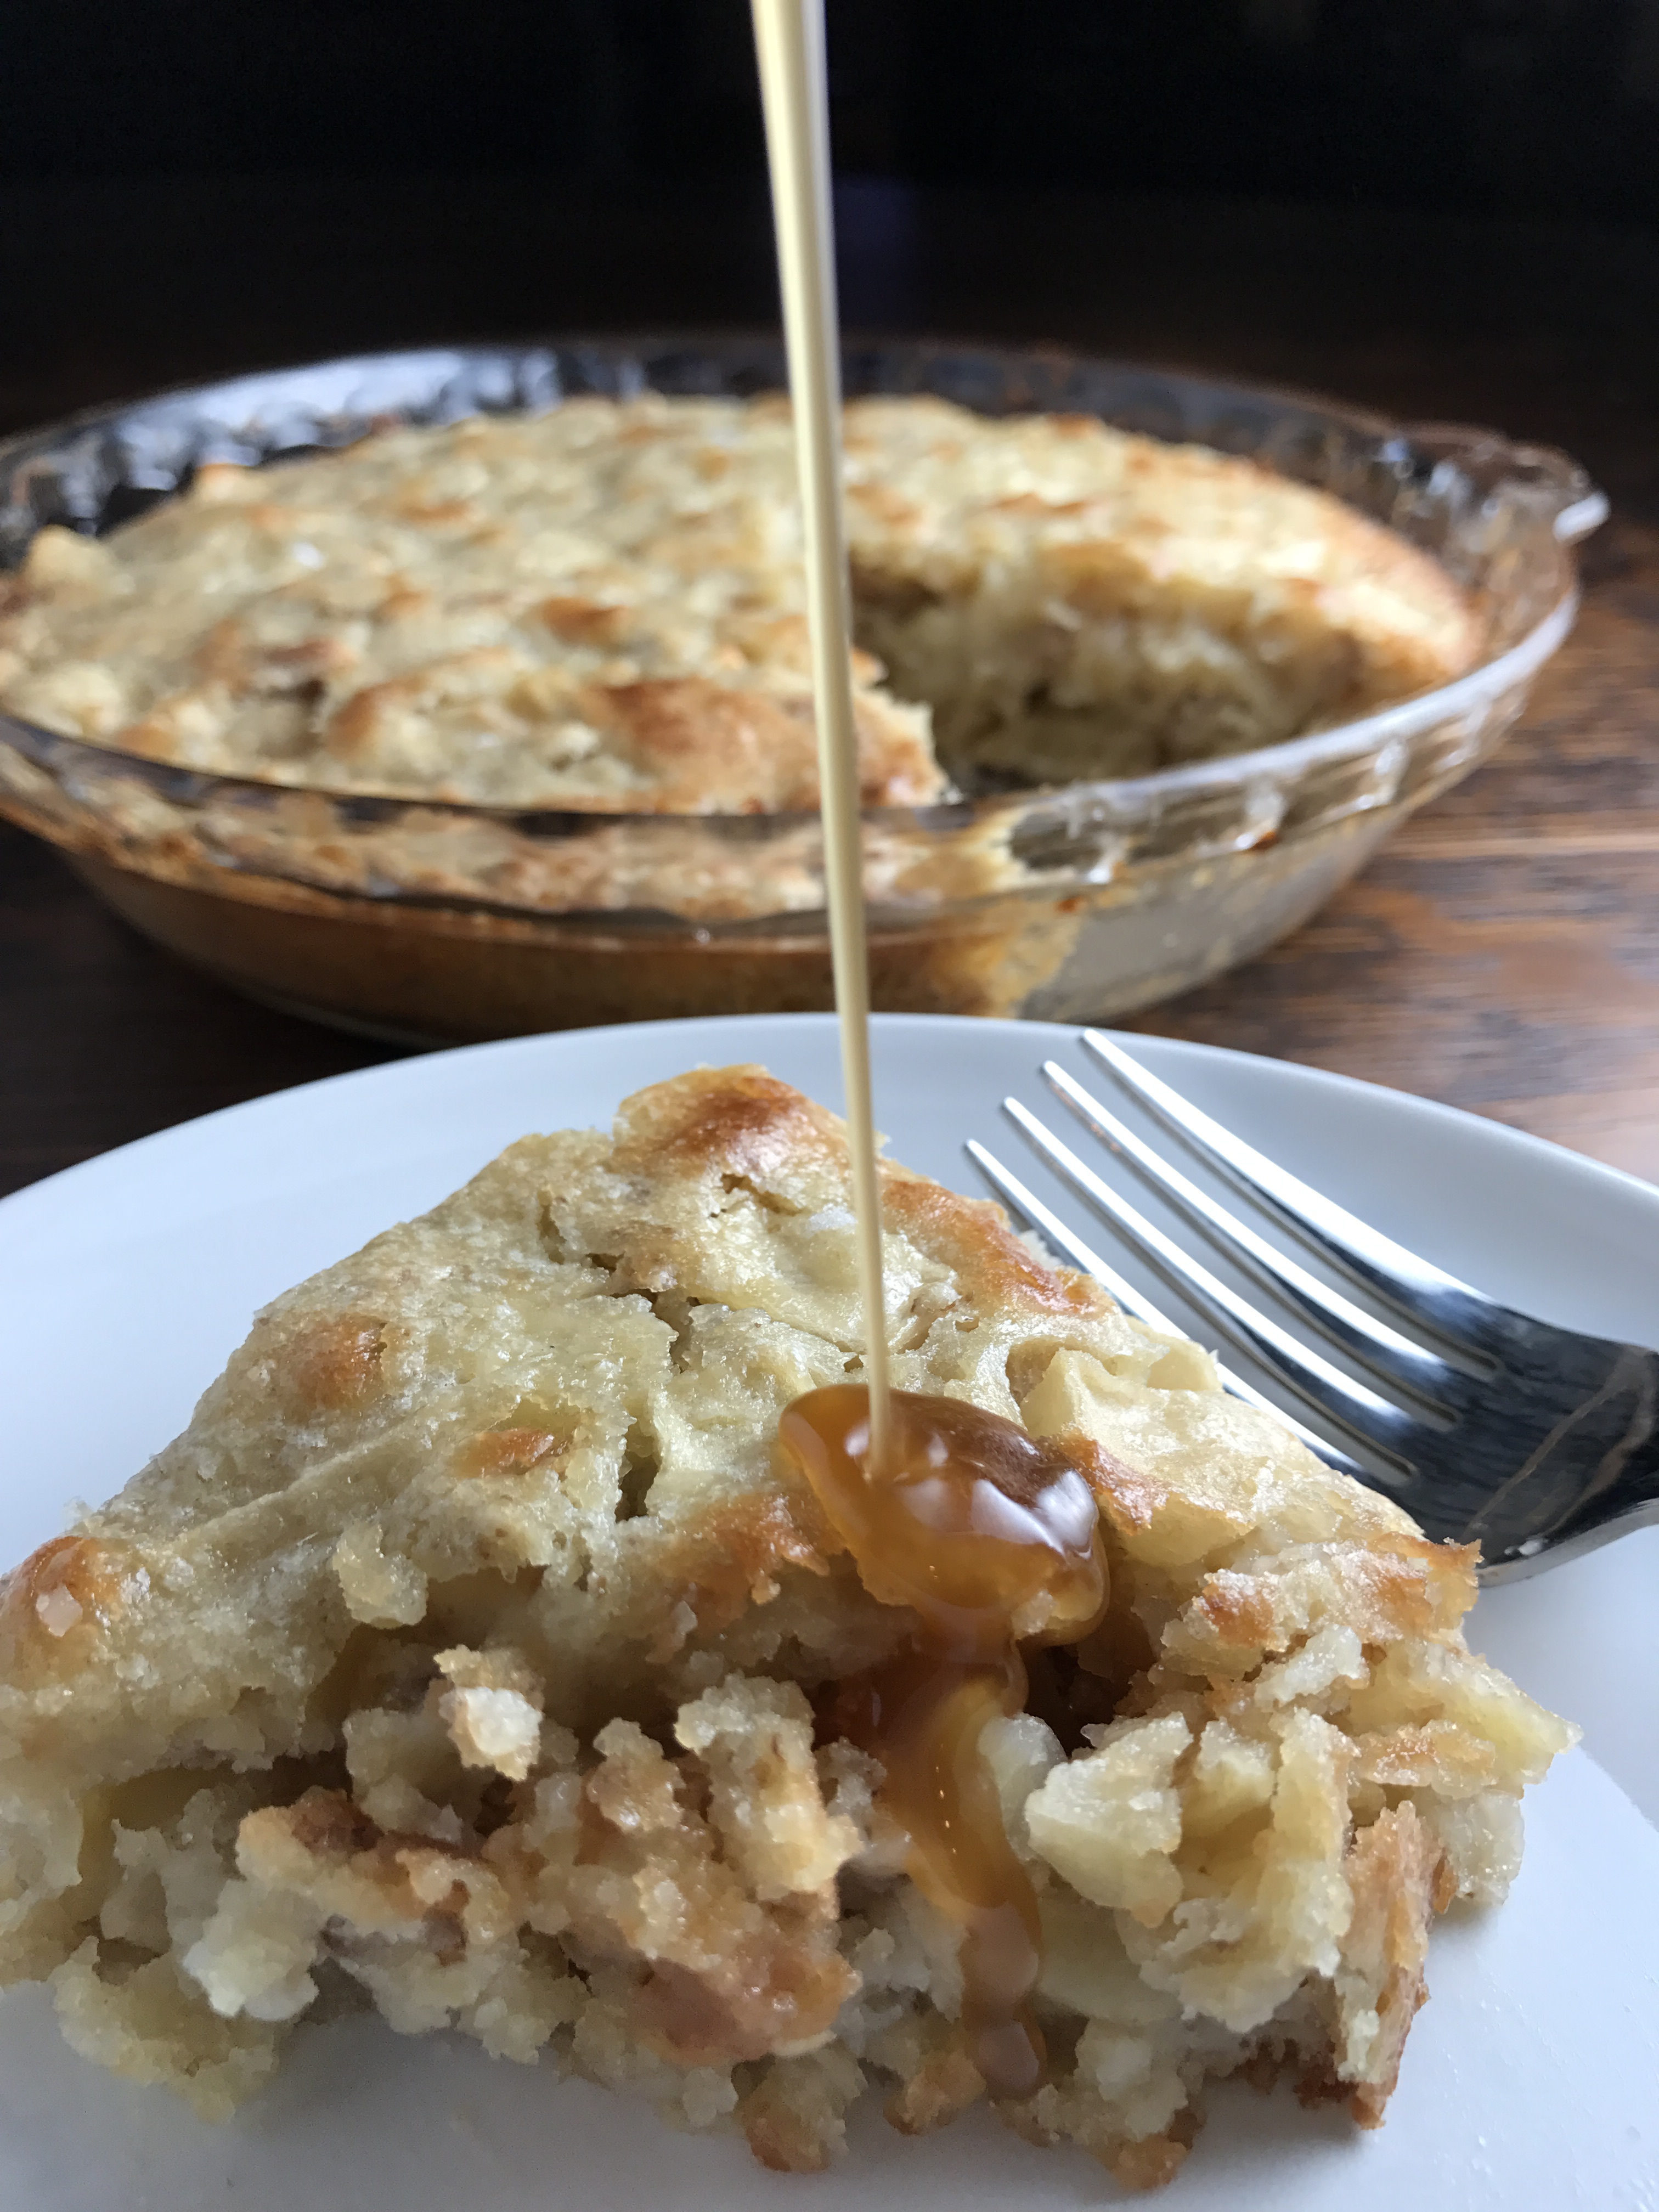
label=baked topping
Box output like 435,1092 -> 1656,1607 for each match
0,394 -> 1480,809
780,1383 -> 1106,2097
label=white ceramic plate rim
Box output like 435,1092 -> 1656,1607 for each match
2,1013 -> 1655,2210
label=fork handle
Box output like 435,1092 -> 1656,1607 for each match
1474,1346 -> 1659,1582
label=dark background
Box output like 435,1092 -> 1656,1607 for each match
6,0 -> 1659,225
5,1 -> 1658,512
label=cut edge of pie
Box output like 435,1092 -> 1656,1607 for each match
0,1067 -> 1574,2185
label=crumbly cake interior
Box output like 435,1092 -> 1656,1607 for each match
0,1069 -> 1571,2185
0,395 -> 1479,808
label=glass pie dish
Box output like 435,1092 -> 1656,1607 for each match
0,338 -> 1605,1043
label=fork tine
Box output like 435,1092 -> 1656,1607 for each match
1042,1060 -> 1466,1409
1080,1030 -> 1496,1351
1003,1097 -> 1426,1474
966,1138 -> 1187,1336
966,1139 -> 1372,1480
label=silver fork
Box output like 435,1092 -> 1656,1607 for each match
968,1029 -> 1659,1583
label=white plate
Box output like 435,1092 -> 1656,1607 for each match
1,1013 -> 1655,2210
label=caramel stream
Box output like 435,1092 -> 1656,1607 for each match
749,0 -> 891,1459
751,0 -> 1108,2104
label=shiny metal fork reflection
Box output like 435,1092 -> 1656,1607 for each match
968,1029 -> 1659,1582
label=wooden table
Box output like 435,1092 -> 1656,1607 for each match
4,178 -> 1658,1198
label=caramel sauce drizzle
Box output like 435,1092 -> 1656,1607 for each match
749,0 -> 1108,2109
781,1385 -> 1108,2101
750,0 -> 893,1459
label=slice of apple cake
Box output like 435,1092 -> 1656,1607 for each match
0,1068 -> 1573,2186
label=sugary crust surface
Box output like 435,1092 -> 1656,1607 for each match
0,395 -> 1479,806
0,1068 -> 1570,2181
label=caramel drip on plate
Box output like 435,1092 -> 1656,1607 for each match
780,1386 -> 1108,2101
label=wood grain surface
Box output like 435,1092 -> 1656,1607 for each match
2,178 -> 1656,1197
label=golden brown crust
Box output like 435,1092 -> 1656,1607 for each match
879,1170 -> 1111,1321
610,1063 -> 845,1183
569,678 -> 934,812
645,1492 -> 831,1659
0,1533 -> 137,1669
279,1312 -> 387,1414
462,1427 -> 565,1480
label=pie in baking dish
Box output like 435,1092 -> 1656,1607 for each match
0,395 -> 1479,808
0,1069 -> 1571,2184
